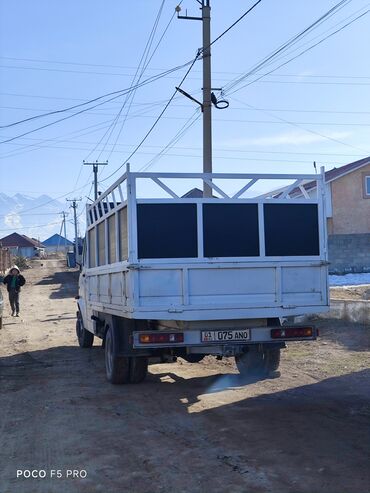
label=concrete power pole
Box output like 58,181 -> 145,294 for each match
202,0 -> 212,198
67,199 -> 82,264
177,0 -> 213,197
61,211 -> 68,251
83,161 -> 108,200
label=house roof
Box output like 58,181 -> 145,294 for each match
181,187 -> 217,198
42,234 -> 74,246
0,232 -> 45,248
300,156 -> 370,194
182,188 -> 204,198
267,156 -> 370,198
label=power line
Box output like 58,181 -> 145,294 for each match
105,0 -> 179,162
101,53 -> 202,183
95,0 -> 169,164
139,109 -> 202,172
0,60 -> 194,132
0,136 -> 365,158
208,0 -> 262,48
231,97 -> 370,155
0,102 -> 175,160
0,221 -> 61,233
101,0 -> 265,183
222,0 -> 355,94
227,8 -> 370,95
5,101 -> 370,115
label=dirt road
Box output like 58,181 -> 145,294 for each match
0,260 -> 369,493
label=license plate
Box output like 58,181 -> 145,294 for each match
201,329 -> 250,343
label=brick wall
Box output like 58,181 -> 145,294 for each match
328,233 -> 370,274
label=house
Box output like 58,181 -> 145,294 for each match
268,157 -> 370,274
42,234 -> 74,254
0,232 -> 46,259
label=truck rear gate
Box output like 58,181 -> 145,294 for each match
81,169 -> 329,321
77,169 -> 329,383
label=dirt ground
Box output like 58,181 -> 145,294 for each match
330,284 -> 370,301
0,259 -> 369,493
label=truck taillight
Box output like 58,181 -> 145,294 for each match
139,333 -> 184,344
271,327 -> 314,339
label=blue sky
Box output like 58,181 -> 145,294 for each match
1,0 -> 370,210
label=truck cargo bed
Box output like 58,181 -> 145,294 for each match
80,169 -> 329,322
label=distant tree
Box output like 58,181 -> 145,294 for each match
12,255 -> 29,270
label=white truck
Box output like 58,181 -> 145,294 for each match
76,169 -> 329,384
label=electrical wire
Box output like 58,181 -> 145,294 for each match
227,8 -> 370,95
222,0 -> 354,94
104,0 -> 177,162
0,102 -> 175,160
230,97 -> 370,155
100,53 -> 202,183
0,60 -> 195,132
101,0 -> 265,183
92,0 -> 168,163
139,109 -> 202,172
208,0 -> 262,49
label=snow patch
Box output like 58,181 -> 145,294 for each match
329,273 -> 370,287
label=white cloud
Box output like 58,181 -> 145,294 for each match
4,212 -> 22,229
222,130 -> 352,148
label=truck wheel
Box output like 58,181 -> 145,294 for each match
235,346 -> 264,377
182,354 -> 205,363
265,347 -> 281,372
76,317 -> 94,348
129,357 -> 148,384
235,346 -> 281,377
105,325 -> 130,384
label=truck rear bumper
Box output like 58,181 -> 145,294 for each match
132,325 -> 317,349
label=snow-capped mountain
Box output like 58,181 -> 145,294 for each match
0,193 -> 81,241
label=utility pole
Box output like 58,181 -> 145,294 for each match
177,1 -> 213,197
67,199 -> 82,264
202,0 -> 212,198
61,211 -> 68,252
83,161 -> 108,200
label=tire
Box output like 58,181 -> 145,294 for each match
265,347 -> 280,372
76,316 -> 94,348
129,357 -> 148,384
182,354 -> 205,363
235,346 -> 281,377
104,325 -> 130,384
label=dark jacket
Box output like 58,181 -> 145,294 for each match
3,275 -> 26,293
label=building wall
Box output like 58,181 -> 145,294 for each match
330,163 -> 370,234
45,245 -> 71,254
328,233 -> 370,274
8,246 -> 37,258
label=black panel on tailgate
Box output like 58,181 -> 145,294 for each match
203,203 -> 260,257
137,203 -> 198,258
264,203 -> 320,256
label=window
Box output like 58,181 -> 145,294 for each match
365,176 -> 370,196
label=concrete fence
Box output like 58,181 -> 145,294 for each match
328,233 -> 370,274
